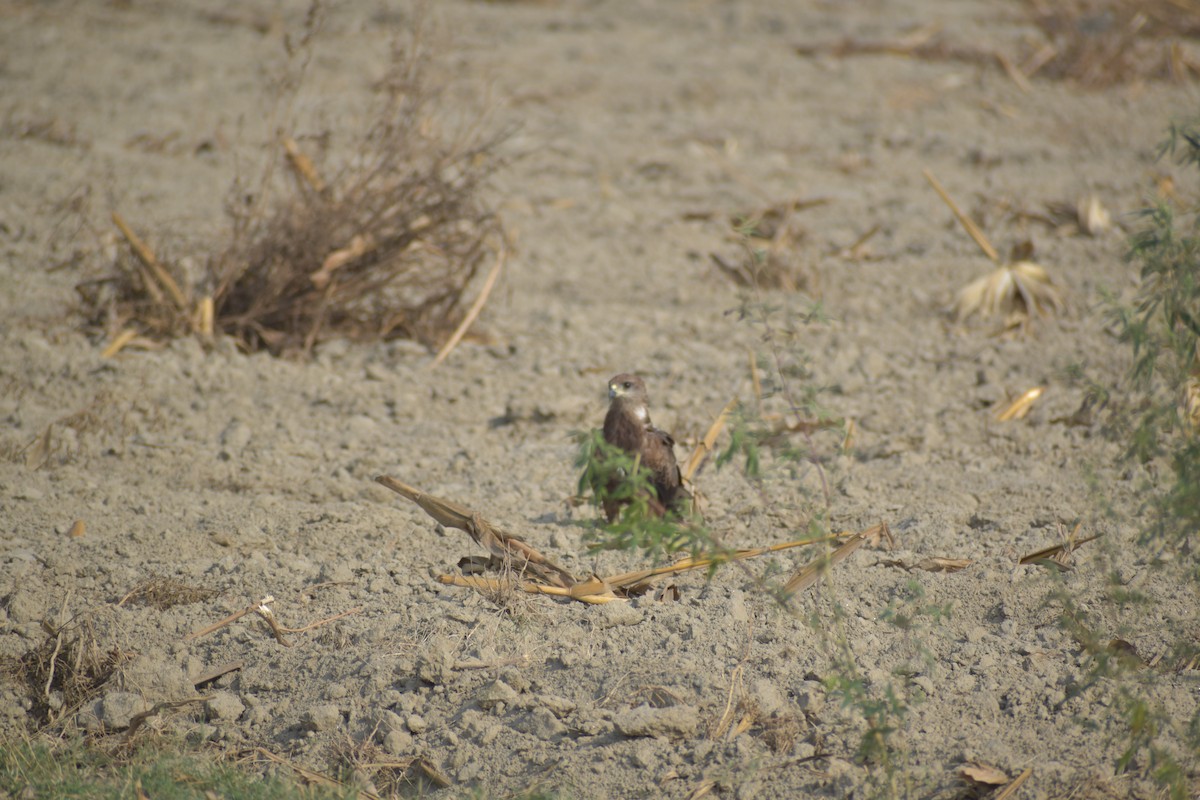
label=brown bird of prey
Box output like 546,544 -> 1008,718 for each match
601,373 -> 688,522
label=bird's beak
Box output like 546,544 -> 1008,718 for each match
608,385 -> 619,400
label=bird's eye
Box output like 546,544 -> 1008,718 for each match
623,381 -> 633,389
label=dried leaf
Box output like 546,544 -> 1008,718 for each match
960,761 -> 1010,785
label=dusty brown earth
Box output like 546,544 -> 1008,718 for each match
1,1 -> 1198,798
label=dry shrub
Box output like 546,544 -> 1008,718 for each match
12,608 -> 130,727
1025,0 -> 1200,86
79,6 -> 506,356
117,575 -> 219,610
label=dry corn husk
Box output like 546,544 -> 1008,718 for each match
954,260 -> 1065,324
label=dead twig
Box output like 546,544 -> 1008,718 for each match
282,136 -> 325,194
190,660 -> 245,687
111,211 -> 188,310
183,595 -> 361,646
922,169 -> 999,263
432,240 -> 506,367
682,398 -> 737,483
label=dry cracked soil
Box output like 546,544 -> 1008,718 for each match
1,1 -> 1198,798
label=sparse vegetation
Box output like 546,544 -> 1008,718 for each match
0,735 -> 355,800
77,2 -> 506,356
1044,118 -> 1200,800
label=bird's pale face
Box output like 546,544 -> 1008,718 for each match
609,374 -> 638,399
607,374 -> 650,418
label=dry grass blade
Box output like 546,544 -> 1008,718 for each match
195,295 -> 214,336
881,556 -> 973,573
101,328 -> 139,359
19,599 -> 129,725
783,523 -> 891,597
1182,373 -> 1200,433
1077,194 -> 1112,236
376,475 -> 577,587
923,169 -> 1000,263
995,767 -> 1032,799
710,663 -> 746,741
995,386 -> 1045,422
431,241 -> 506,367
682,398 -> 737,483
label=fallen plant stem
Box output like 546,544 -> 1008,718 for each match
436,575 -> 621,604
432,241 -> 506,367
190,660 -> 245,687
995,767 -> 1033,800
783,522 -> 892,597
569,532 -> 853,599
183,595 -> 360,645
683,398 -> 738,483
282,135 -> 325,194
111,211 -> 188,310
376,474 -> 576,587
922,169 -> 1000,263
101,328 -> 138,359
183,597 -> 271,642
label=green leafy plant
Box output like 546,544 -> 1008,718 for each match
1112,118 -> 1200,550
1055,116 -> 1200,800
574,429 -> 723,563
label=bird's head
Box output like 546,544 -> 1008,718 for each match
607,374 -> 651,421
608,373 -> 647,401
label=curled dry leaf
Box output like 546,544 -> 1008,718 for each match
1077,194 -> 1111,236
960,762 -> 1010,786
954,260 -> 1065,325
1046,194 -> 1112,237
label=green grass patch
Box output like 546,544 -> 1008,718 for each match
0,736 -> 354,800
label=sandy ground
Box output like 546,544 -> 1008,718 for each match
1,1 -> 1198,798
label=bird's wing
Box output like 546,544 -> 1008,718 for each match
647,424 -> 675,449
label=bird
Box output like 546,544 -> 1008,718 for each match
600,373 -> 689,522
